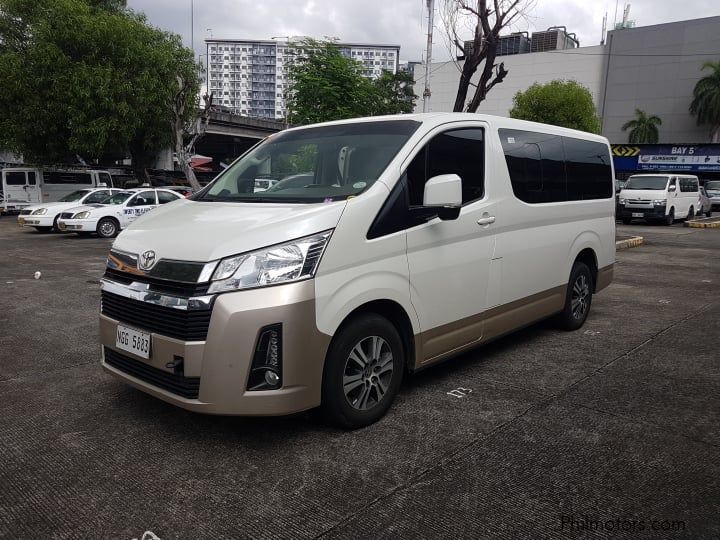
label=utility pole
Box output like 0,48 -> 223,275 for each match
422,0 -> 434,113
190,0 -> 194,55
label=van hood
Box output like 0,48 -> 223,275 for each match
113,198 -> 347,262
22,201 -> 74,211
619,189 -> 665,200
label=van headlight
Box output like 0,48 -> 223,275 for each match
618,198 -> 626,205
653,199 -> 666,206
207,230 -> 333,293
31,208 -> 48,215
73,211 -> 91,219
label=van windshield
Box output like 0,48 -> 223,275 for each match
195,120 -> 420,203
624,176 -> 669,190
706,181 -> 720,190
59,190 -> 92,202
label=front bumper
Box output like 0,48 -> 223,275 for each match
619,205 -> 666,220
99,280 -> 331,416
57,218 -> 97,232
18,215 -> 54,227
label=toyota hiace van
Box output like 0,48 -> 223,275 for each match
99,114 -> 615,428
618,174 -> 700,225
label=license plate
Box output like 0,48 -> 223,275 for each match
116,325 -> 151,359
632,212 -> 643,217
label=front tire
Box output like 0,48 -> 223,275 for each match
687,206 -> 695,221
664,208 -> 675,226
96,217 -> 119,238
321,313 -> 404,429
556,262 -> 593,331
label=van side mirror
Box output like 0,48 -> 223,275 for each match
668,184 -> 677,192
423,174 -> 462,220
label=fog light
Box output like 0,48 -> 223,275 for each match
247,324 -> 283,390
264,370 -> 280,386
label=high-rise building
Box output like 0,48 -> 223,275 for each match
205,39 -> 401,119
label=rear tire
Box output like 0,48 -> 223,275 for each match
321,313 -> 404,429
664,208 -> 674,226
96,217 -> 119,238
34,226 -> 52,233
555,262 -> 593,331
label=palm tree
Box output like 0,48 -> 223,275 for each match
621,109 -> 662,143
690,60 -> 720,143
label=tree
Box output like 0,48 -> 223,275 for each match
0,0 -> 199,181
690,60 -> 720,143
285,39 -> 378,125
285,39 -> 417,125
621,109 -> 662,143
509,80 -> 601,133
372,70 -> 418,115
173,86 -> 211,191
441,0 -> 534,112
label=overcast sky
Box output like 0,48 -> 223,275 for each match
127,0 -> 719,63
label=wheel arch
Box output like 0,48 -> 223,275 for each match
568,233 -> 600,292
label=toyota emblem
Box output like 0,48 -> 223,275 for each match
139,250 -> 157,271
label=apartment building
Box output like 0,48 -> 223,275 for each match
205,39 -> 401,119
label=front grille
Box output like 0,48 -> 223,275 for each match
628,199 -> 651,204
104,347 -> 200,399
60,212 -> 73,219
101,290 -> 212,341
103,268 -> 210,297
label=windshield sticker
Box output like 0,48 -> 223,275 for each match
507,137 -> 515,143
352,182 -> 367,189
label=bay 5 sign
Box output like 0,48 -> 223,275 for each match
99,113 -> 615,429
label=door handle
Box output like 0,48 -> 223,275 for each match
477,216 -> 496,226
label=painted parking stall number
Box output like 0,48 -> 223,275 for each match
447,387 -> 473,398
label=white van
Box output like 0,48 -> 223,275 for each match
99,114 -> 615,428
618,174 -> 700,225
1,168 -> 114,214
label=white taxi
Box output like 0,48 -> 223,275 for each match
57,188 -> 182,238
17,188 -> 121,233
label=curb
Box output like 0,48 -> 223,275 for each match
684,218 -> 720,228
616,236 -> 644,250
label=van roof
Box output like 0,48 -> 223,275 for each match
628,173 -> 698,178
283,112 -> 610,144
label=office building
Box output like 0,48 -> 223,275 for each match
205,39 -> 400,119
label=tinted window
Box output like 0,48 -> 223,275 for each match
499,130 -> 565,203
407,128 -> 484,206
44,171 -> 92,185
563,137 -> 613,200
499,129 -> 612,203
128,191 -> 156,206
28,172 -> 37,185
158,191 -> 180,204
99,173 -> 113,187
5,172 -> 26,185
679,178 -> 698,192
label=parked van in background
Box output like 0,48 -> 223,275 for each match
99,113 -> 615,428
618,174 -> 700,225
1,168 -> 114,214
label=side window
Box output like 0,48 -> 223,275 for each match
27,172 -> 37,185
563,137 -> 613,200
158,191 -> 180,204
406,128 -> 484,206
99,173 -> 113,187
5,172 -> 26,185
127,191 -> 156,207
44,172 -> 92,184
669,177 -> 677,189
499,129 -> 565,203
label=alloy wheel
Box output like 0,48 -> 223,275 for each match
343,336 -> 394,411
571,274 -> 590,320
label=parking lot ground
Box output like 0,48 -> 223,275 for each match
1,218 -> 719,539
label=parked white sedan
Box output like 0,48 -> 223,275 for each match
17,188 -> 121,233
57,188 -> 183,238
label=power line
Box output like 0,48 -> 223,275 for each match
547,50 -> 720,57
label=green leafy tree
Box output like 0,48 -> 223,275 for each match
0,0 -> 199,181
285,39 -> 417,125
372,70 -> 418,115
509,80 -> 601,134
690,60 -> 720,142
621,109 -> 662,143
